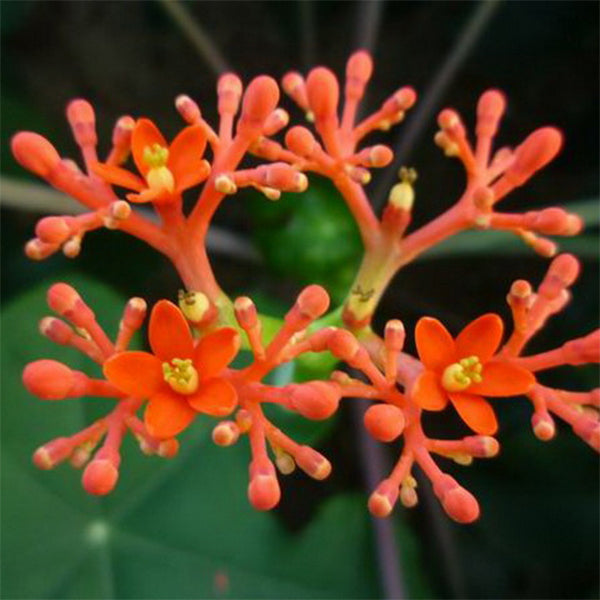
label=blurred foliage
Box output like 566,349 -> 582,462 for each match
248,177 -> 362,304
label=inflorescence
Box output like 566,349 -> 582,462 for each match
13,50 -> 598,523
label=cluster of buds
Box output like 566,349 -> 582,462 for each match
22,284 -> 179,495
13,50 -> 598,524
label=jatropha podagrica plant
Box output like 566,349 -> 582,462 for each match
13,50 -> 598,523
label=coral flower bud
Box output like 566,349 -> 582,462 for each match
66,99 -> 97,146
217,73 -> 243,118
23,360 -> 77,400
248,459 -> 280,510
295,446 -> 331,480
47,283 -> 94,326
506,127 -> 563,187
328,329 -> 361,362
35,216 -> 73,244
212,421 -> 240,446
157,439 -> 179,458
306,67 -> 339,123
476,89 -> 506,137
11,132 -> 60,178
463,435 -> 500,458
385,319 -> 405,352
238,76 -> 280,135
296,284 -> 330,319
532,412 -> 556,441
175,95 -> 202,124
33,438 -> 72,469
287,382 -> 341,420
259,163 -> 308,192
345,50 -> 373,100
235,408 -> 253,433
434,476 -> 480,523
368,479 -> 399,518
234,296 -> 258,328
82,459 -> 119,495
25,238 -> 57,261
364,404 -> 405,442
285,126 -> 317,157
39,316 -> 72,344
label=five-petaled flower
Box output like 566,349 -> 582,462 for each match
93,118 -> 211,203
104,300 -> 240,438
412,314 -> 535,434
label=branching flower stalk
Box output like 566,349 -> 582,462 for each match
13,50 -> 598,523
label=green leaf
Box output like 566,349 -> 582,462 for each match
248,177 -> 362,303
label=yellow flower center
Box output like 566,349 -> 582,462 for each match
441,355 -> 483,392
162,358 -> 199,395
143,144 -> 175,193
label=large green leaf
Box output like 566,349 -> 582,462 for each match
1,274 -> 426,599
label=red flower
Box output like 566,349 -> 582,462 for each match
412,314 -> 535,434
104,300 -> 239,438
93,119 -> 210,203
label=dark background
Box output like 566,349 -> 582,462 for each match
1,2 -> 598,599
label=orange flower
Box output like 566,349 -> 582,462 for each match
93,119 -> 210,203
104,300 -> 239,439
412,314 -> 535,435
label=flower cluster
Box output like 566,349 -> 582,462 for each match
14,50 -> 598,523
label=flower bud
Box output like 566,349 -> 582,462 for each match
295,446 -> 331,480
217,73 -> 243,114
476,89 -> 506,138
306,67 -> 339,124
368,479 -> 398,518
175,95 -> 201,124
434,475 -> 480,523
285,126 -> 317,157
463,435 -> 500,458
212,421 -> 240,446
23,360 -> 78,400
11,132 -> 61,178
531,412 -> 556,441
82,459 -> 119,495
47,282 -> 95,327
35,216 -> 73,244
296,285 -> 330,319
157,438 -> 179,458
33,438 -> 72,469
345,50 -> 373,101
66,99 -> 97,146
287,381 -> 341,420
364,404 -> 406,442
248,459 -> 280,510
238,76 -> 280,136
504,127 -> 563,187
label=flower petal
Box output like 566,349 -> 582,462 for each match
131,118 -> 167,176
195,327 -> 241,379
103,351 -> 163,397
412,370 -> 448,410
149,300 -> 194,362
91,162 -> 144,191
415,317 -> 456,371
188,378 -> 238,416
456,313 -> 504,363
168,125 -> 209,191
449,392 -> 498,435
144,391 -> 196,439
469,361 -> 535,397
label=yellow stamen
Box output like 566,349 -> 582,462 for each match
143,143 -> 175,193
441,355 -> 483,392
162,358 -> 199,395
